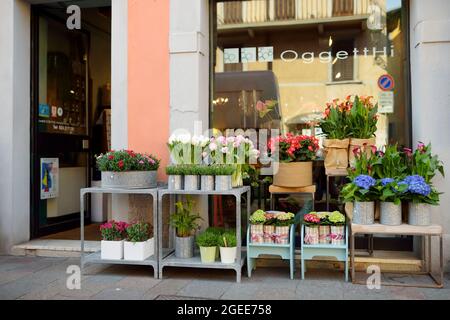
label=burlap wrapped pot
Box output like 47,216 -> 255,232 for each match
323,138 -> 350,171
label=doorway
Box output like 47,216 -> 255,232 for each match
30,2 -> 112,239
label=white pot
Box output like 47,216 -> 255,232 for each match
101,240 -> 124,260
219,247 -> 237,264
124,238 -> 154,261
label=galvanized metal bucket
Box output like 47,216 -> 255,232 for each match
201,175 -> 215,191
101,171 -> 157,189
215,175 -> 232,191
353,201 -> 375,225
184,175 -> 199,191
408,203 -> 431,226
380,202 -> 402,226
168,175 -> 183,190
175,236 -> 194,258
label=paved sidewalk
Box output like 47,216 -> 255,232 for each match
0,256 -> 449,300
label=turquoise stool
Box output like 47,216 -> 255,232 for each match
247,224 -> 296,279
300,224 -> 349,282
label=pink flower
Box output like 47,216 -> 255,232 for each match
221,147 -> 229,154
209,142 -> 217,151
371,145 -> 377,155
404,148 -> 412,157
256,100 -> 266,112
139,160 -> 145,165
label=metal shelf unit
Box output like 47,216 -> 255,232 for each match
80,187 -> 159,278
157,187 -> 251,283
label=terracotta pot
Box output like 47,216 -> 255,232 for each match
323,138 -> 350,170
273,162 -> 313,187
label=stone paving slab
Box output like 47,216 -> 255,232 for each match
0,255 -> 449,300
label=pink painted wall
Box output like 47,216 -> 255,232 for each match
128,0 -> 170,180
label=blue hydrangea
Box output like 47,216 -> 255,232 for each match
401,175 -> 432,196
354,175 -> 376,190
380,178 -> 394,186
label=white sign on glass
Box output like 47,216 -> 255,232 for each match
258,47 -> 274,62
224,48 -> 239,64
241,47 -> 256,63
378,91 -> 394,113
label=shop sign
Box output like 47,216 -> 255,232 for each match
40,158 -> 59,200
378,91 -> 394,114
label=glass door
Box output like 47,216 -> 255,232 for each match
31,8 -> 91,237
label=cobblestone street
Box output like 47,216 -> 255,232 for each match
1,256 -> 449,300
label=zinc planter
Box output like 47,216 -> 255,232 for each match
168,175 -> 183,190
250,224 -> 264,243
101,171 -> 157,189
101,240 -> 124,260
408,203 -> 431,226
201,175 -> 215,191
184,175 -> 199,191
319,226 -> 331,244
175,236 -> 194,258
274,226 -> 290,244
124,238 -> 154,261
323,138 -> 350,171
199,246 -> 217,264
380,202 -> 402,226
353,201 -> 375,225
330,226 -> 345,246
304,226 -> 319,245
220,247 -> 237,264
273,162 -> 313,187
263,225 -> 275,244
215,175 -> 232,191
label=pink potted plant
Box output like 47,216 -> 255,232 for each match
100,221 -> 128,260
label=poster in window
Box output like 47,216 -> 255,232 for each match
40,158 -> 59,200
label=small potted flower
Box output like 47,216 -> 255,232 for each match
124,221 -> 154,261
100,221 -> 128,260
96,150 -> 160,189
268,134 -> 319,187
166,165 -> 184,190
196,230 -> 218,264
328,211 -> 346,246
218,231 -> 237,264
402,143 -> 444,226
317,212 -> 331,244
274,212 -> 295,244
213,164 -> 235,191
169,196 -> 203,258
303,213 -> 320,245
249,210 -> 266,244
341,174 -> 377,225
263,212 -> 277,244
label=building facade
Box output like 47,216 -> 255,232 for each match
0,0 -> 449,270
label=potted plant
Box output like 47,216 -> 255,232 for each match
218,231 -> 237,264
303,213 -> 320,245
208,135 -> 260,187
206,226 -> 226,260
402,143 -> 444,226
269,133 -> 319,187
100,221 -> 128,260
317,212 -> 331,244
263,212 -> 277,243
341,174 -> 377,225
96,150 -> 160,189
249,210 -> 266,244
274,212 -> 294,244
198,165 -> 215,191
373,144 -> 408,226
328,211 -> 346,246
320,98 -> 351,172
213,164 -> 235,191
347,95 -> 379,166
169,196 -> 202,258
168,134 -> 209,165
124,221 -> 154,261
166,165 -> 184,190
182,165 -> 200,191
196,231 -> 218,264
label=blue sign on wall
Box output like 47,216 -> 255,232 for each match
378,74 -> 395,91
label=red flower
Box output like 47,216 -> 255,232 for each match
353,147 -> 361,156
118,160 -> 124,169
308,146 -> 313,152
108,155 -> 114,160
